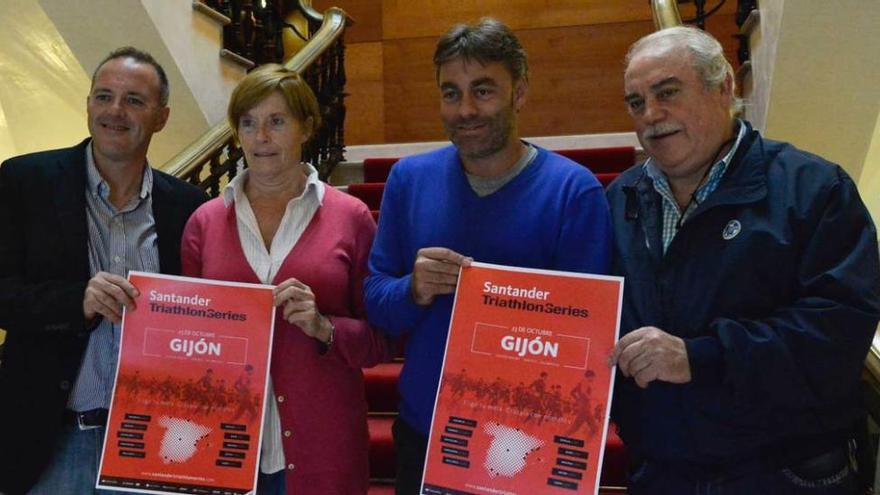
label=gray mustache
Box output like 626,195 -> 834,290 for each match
643,124 -> 682,139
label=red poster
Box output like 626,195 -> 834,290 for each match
97,272 -> 276,495
422,262 -> 623,495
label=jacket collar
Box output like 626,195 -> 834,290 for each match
696,121 -> 768,211
52,138 -> 185,276
631,121 -> 768,207
52,139 -> 92,279
625,122 -> 770,263
151,164 -> 187,274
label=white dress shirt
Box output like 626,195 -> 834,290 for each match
222,163 -> 325,474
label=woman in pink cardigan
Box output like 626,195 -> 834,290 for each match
181,64 -> 390,495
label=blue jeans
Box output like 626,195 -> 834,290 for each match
28,423 -> 125,495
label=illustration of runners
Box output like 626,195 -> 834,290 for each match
230,364 -> 258,423
564,369 -> 601,440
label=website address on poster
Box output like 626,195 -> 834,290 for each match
144,471 -> 213,483
464,484 -> 515,495
481,295 -> 589,318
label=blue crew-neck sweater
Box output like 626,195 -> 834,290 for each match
364,144 -> 612,434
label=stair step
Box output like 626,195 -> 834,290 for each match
356,147 -> 636,184
556,146 -> 636,174
191,1 -> 231,25
601,428 -> 628,487
368,415 -> 396,479
363,158 -> 398,183
219,48 -> 256,69
364,362 -> 403,413
347,182 -> 385,210
367,482 -> 395,495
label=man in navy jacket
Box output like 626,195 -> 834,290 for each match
607,26 -> 880,494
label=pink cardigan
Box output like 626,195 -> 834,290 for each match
181,186 -> 390,494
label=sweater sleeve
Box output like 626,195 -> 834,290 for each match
180,207 -> 204,278
554,177 -> 612,275
328,205 -> 394,368
363,166 -> 428,336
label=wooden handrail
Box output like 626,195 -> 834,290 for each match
651,0 -> 684,29
867,333 -> 880,382
297,0 -> 324,24
160,6 -> 349,178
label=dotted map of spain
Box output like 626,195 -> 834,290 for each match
157,416 -> 212,464
483,422 -> 544,478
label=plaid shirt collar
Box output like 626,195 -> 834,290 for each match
644,119 -> 747,253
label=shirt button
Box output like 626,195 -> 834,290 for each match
283,430 -> 291,438
59,380 -> 70,391
277,395 -> 285,403
287,463 -> 295,470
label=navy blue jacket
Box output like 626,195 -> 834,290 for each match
607,123 -> 880,471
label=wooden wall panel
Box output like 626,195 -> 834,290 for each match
380,15 -> 740,143
382,36 -> 442,143
522,15 -> 741,136
312,0 -> 744,145
518,21 -> 652,136
344,42 -> 385,144
381,0 -> 737,40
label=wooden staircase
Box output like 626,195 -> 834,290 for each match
163,1 -> 350,190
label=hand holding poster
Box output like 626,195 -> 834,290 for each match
422,262 -> 623,495
97,272 -> 275,495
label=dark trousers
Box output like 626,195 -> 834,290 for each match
629,442 -> 859,495
393,418 -> 428,495
256,470 -> 286,495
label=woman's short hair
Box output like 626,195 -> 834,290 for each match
227,64 -> 322,142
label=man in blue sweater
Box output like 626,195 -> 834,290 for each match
364,18 -> 612,494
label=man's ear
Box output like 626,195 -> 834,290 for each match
513,80 -> 528,112
719,72 -> 733,103
154,106 -> 170,133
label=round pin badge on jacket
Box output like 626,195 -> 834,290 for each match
722,219 -> 742,240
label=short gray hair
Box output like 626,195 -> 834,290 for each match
626,26 -> 742,115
